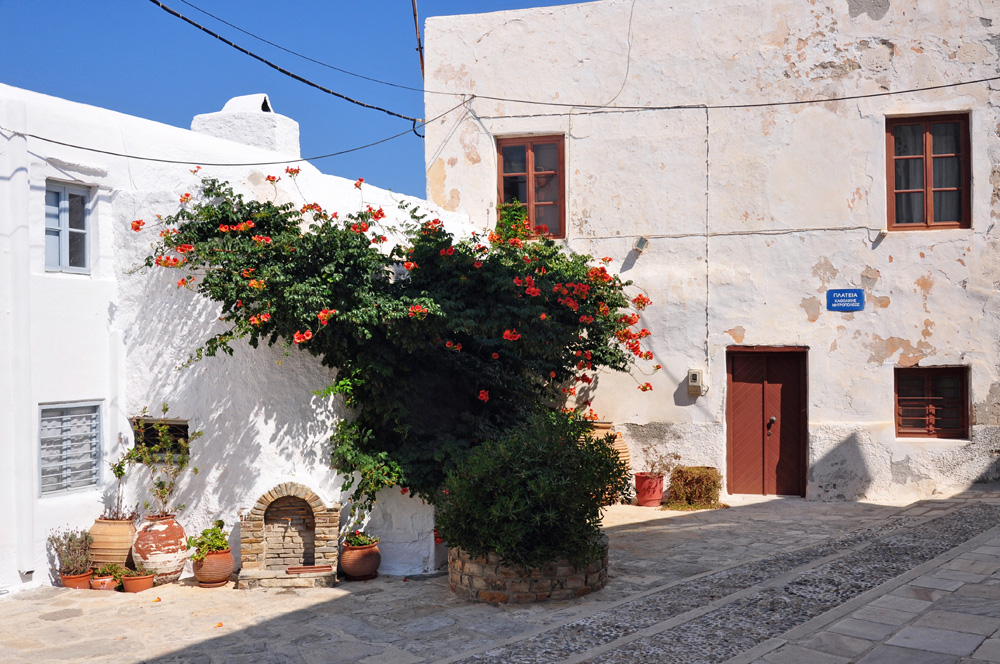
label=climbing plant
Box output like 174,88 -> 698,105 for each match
133,175 -> 657,510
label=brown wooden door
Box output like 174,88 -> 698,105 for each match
727,349 -> 806,496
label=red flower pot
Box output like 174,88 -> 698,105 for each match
634,472 -> 664,507
91,575 -> 117,591
60,571 -> 93,589
122,574 -> 155,593
132,515 -> 187,586
192,549 -> 234,588
340,543 -> 381,580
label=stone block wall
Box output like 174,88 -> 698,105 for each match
264,496 -> 316,569
448,537 -> 608,604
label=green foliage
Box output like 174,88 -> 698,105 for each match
93,562 -> 129,587
119,562 -> 152,578
125,403 -> 202,516
137,178 -> 656,507
186,520 -> 230,562
434,410 -> 633,570
668,466 -> 724,506
47,529 -> 93,576
342,529 -> 380,546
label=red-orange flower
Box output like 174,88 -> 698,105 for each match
293,330 -> 313,344
491,352 -> 499,359
131,219 -> 145,232
285,166 -> 301,177
179,193 -> 192,204
502,329 -> 521,341
403,261 -> 418,271
265,175 -> 280,183
408,304 -> 428,318
354,177 -> 364,189
477,390 -> 489,402
638,382 -> 653,392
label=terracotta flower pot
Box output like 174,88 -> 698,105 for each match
132,515 -> 187,585
192,549 -> 234,588
340,543 -> 381,580
60,571 -> 93,589
91,575 -> 118,591
634,472 -> 664,507
122,574 -> 155,593
90,519 -> 136,567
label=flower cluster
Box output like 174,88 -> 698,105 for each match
154,256 -> 184,267
179,193 -> 192,204
317,308 -> 336,325
252,235 -> 272,245
477,390 -> 489,402
265,175 -> 280,184
408,304 -> 428,318
285,166 -> 301,177
354,178 -> 364,189
293,330 -> 313,344
247,279 -> 266,290
249,313 -> 271,326
502,329 -> 521,341
131,219 -> 145,232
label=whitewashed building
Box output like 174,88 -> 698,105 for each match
423,0 -> 1000,502
0,83 -> 465,594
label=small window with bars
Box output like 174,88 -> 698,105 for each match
131,419 -> 191,458
39,403 -> 101,494
895,367 -> 969,439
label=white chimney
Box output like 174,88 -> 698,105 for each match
191,93 -> 300,158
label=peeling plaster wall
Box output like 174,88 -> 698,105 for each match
424,0 -> 1000,502
0,83 -> 469,594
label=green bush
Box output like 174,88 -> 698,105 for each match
668,466 -> 723,506
186,520 -> 230,562
435,410 -> 633,570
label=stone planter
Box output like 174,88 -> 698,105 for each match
89,518 -> 136,567
193,549 -> 235,588
59,571 -> 93,589
340,543 -> 381,580
132,515 -> 187,585
448,535 -> 609,604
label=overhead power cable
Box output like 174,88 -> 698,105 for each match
146,0 -> 421,123
161,0 -> 1000,112
0,101 -> 466,167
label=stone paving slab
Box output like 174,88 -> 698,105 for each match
4,489 -> 1000,663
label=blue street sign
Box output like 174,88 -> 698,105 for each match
826,289 -> 865,312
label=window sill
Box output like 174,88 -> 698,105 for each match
894,437 -> 971,447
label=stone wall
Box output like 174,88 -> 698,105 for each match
448,538 -> 608,604
264,496 -> 316,569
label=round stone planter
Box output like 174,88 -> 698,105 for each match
193,549 -> 235,588
89,518 -> 136,568
132,515 -> 187,586
448,536 -> 609,604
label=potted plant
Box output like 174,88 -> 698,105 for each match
120,563 -> 156,593
187,520 -> 234,588
90,448 -> 139,568
340,529 -> 381,581
127,404 -> 202,585
47,529 -> 93,589
91,562 -> 127,591
633,442 -> 681,507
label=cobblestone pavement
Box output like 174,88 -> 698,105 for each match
2,489 -> 999,664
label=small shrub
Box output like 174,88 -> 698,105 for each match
47,529 -> 93,576
342,530 -> 379,546
435,410 -> 633,571
186,520 -> 230,562
93,562 -> 129,587
668,466 -> 723,506
120,563 -> 151,578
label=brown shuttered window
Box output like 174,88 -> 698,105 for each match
894,367 -> 969,439
497,136 -> 565,238
886,114 -> 971,230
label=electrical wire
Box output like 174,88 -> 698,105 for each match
0,101 -> 466,167
159,0 -> 1000,112
146,0 -> 420,123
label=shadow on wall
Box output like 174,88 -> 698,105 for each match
115,228 -> 347,541
808,432 -> 874,501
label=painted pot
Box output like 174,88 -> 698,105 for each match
91,575 -> 117,591
90,518 -> 136,567
60,571 -> 93,589
340,543 -> 381,580
122,574 -> 155,593
634,472 -> 665,507
132,515 -> 187,585
192,549 -> 234,588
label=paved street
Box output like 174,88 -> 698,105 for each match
2,488 -> 999,663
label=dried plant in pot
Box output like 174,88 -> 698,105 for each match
633,442 -> 681,507
126,404 -> 202,586
120,563 -> 155,593
340,530 -> 381,581
187,520 -> 234,588
47,529 -> 93,589
90,448 -> 139,568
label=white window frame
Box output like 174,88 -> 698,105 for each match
38,401 -> 102,496
45,183 -> 91,274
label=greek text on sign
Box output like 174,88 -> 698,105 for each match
826,289 -> 865,312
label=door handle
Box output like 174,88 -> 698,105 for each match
768,416 -> 777,425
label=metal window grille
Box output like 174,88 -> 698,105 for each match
39,404 -> 100,494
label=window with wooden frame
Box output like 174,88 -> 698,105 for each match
894,366 -> 969,439
886,114 -> 971,230
497,136 -> 565,238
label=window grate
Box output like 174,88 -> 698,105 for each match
39,405 -> 100,494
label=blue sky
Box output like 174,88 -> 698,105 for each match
0,0 -> 581,199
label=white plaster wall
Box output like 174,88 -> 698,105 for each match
424,0 -> 1000,502
0,83 -> 470,594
